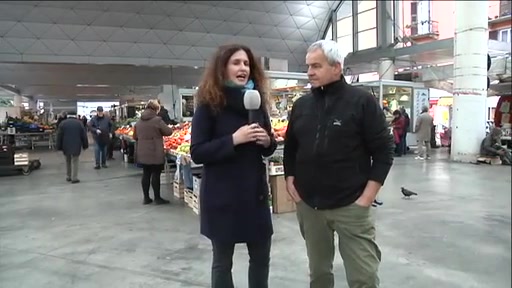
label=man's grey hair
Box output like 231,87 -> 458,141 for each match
307,40 -> 344,67
422,105 -> 429,113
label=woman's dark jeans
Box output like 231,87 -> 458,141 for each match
211,239 -> 271,288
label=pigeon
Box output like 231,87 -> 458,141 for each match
401,187 -> 418,199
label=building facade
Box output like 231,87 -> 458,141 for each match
327,0 -> 512,58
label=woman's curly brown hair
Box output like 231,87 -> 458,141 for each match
196,44 -> 270,112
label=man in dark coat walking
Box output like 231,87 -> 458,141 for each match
56,111 -> 89,183
157,99 -> 178,125
88,106 -> 112,169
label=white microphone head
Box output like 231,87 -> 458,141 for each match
243,89 -> 261,110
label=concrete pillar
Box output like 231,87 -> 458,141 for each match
451,1 -> 488,163
377,0 -> 394,48
158,85 -> 179,120
13,95 -> 22,107
378,58 -> 395,80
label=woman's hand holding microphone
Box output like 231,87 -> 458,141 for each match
232,124 -> 271,148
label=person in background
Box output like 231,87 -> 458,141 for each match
391,110 -> 406,157
56,112 -> 67,129
56,111 -> 88,184
284,40 -> 394,288
157,99 -> 178,125
81,115 -> 88,127
414,105 -> 434,160
190,44 -> 277,288
383,106 -> 394,125
400,107 -> 410,154
480,127 -> 511,165
133,100 -> 174,205
107,115 -> 118,160
88,106 -> 112,169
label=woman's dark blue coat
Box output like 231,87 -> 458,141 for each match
190,85 -> 277,244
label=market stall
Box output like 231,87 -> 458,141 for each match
0,115 -> 55,150
353,80 -> 429,146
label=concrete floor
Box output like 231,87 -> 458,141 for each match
0,149 -> 510,288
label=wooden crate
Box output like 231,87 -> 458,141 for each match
184,189 -> 200,215
173,181 -> 184,199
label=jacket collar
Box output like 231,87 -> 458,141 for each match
311,76 -> 348,98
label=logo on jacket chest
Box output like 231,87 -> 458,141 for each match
332,119 -> 343,126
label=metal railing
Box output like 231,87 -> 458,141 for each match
406,20 -> 440,38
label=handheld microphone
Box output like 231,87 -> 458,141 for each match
243,89 -> 261,124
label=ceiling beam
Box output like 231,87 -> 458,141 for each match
0,63 -> 203,88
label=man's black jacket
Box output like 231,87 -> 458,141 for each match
158,106 -> 178,125
283,78 -> 394,210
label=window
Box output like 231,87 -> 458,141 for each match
357,9 -> 377,31
410,0 -> 432,35
337,34 -> 353,56
337,16 -> 353,37
358,0 -> 376,13
324,24 -> 333,40
498,28 -> 511,43
357,28 -> 377,50
500,0 -> 511,16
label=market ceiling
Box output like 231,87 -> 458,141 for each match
0,1 -> 341,72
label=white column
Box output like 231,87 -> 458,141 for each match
13,95 -> 22,107
158,85 -> 179,120
28,99 -> 36,110
378,58 -> 395,80
451,1 -> 488,163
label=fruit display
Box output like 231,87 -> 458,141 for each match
116,118 -> 290,154
115,126 -> 134,136
163,122 -> 191,151
1,115 -> 53,133
271,118 -> 288,142
268,155 -> 283,165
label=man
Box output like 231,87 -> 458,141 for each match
414,105 -> 434,160
81,115 -> 88,127
56,111 -> 88,183
56,112 -> 67,129
283,40 -> 394,288
481,127 -> 511,165
88,106 -> 112,169
157,99 -> 178,125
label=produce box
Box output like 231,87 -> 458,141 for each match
268,163 -> 284,176
184,188 -> 199,215
173,181 -> 184,199
269,175 -> 296,214
193,175 -> 201,196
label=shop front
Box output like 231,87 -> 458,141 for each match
352,80 -> 429,146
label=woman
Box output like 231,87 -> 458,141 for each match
392,109 -> 406,156
133,99 -> 174,205
190,44 -> 277,288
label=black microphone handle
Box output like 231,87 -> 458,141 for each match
248,110 -> 257,124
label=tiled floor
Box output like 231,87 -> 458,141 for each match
0,148 -> 510,288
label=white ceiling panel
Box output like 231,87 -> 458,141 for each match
0,1 -> 341,72
0,38 -> 18,54
42,25 -> 71,40
0,21 -> 17,37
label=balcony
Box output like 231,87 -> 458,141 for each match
488,13 -> 512,25
406,20 -> 440,42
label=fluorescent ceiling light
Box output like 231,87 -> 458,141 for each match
76,94 -> 111,97
76,84 -> 110,87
